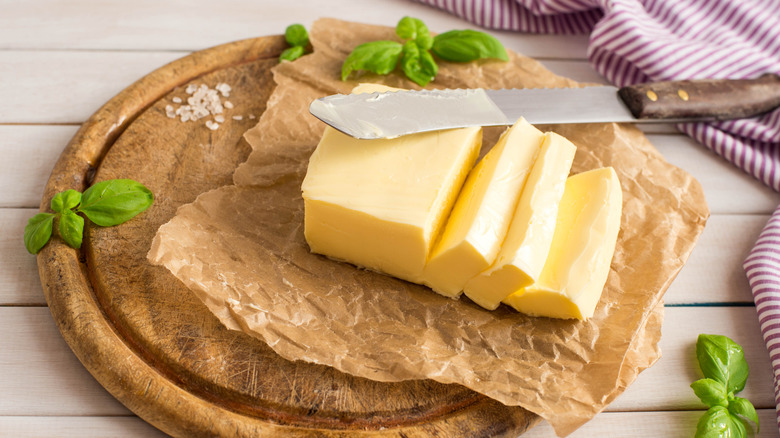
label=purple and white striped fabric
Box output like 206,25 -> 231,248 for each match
419,0 -> 780,431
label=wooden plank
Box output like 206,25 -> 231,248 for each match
0,51 -> 182,124
0,208 -> 44,305
649,134 -> 780,215
0,210 -> 771,306
665,214 -> 767,304
3,410 -> 773,438
0,125 -> 79,208
611,306 -> 775,411
0,0 -> 589,59
0,416 -> 167,438
525,409 -> 776,437
1,306 -> 773,416
0,51 -> 600,124
1,132 -> 776,219
0,307 -> 131,416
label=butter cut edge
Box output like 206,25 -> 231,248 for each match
463,131 -> 576,310
503,167 -> 622,320
302,83 -> 482,283
421,118 -> 543,298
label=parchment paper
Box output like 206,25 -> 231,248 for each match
148,18 -> 709,436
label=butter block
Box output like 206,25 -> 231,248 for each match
503,167 -> 622,320
302,84 -> 482,283
421,118 -> 544,297
463,132 -> 576,309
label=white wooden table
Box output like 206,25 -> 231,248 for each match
1,1 -> 777,436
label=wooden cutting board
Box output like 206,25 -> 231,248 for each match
37,36 -> 539,437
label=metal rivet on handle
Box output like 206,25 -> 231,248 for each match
646,90 -> 658,101
677,89 -> 689,101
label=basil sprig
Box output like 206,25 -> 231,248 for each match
692,334 -> 759,437
24,179 -> 153,254
280,24 -> 310,62
341,16 -> 508,86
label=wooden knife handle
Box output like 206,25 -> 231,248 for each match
617,73 -> 780,121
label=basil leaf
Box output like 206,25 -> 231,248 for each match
24,213 -> 55,254
729,412 -> 748,437
695,406 -> 744,438
396,16 -> 433,50
78,179 -> 154,227
284,24 -> 309,47
59,210 -> 84,249
341,41 -> 403,81
696,334 -> 749,394
51,189 -> 82,213
728,397 -> 759,432
690,379 -> 728,408
432,29 -> 509,62
280,45 -> 305,62
400,41 -> 438,87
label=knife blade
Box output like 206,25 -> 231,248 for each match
309,74 -> 780,139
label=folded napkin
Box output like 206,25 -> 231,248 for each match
419,0 -> 780,431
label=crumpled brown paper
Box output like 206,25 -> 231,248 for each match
148,18 -> 709,436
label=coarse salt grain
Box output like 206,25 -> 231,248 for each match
232,115 -> 243,120
167,83 -> 233,130
215,83 -> 231,97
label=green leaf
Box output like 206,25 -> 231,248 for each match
396,16 -> 433,50
695,406 -> 744,438
341,40 -> 403,81
696,334 -> 749,394
729,397 -> 759,432
50,189 -> 82,213
59,210 -> 84,249
77,179 -> 154,227
280,45 -> 305,62
432,29 -> 509,62
690,379 -> 728,408
400,41 -> 438,87
24,213 -> 55,254
284,23 -> 309,47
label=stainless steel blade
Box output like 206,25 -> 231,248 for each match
309,87 -> 639,139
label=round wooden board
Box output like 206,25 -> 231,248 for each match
37,36 -> 539,437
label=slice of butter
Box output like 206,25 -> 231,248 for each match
302,84 -> 482,283
463,132 -> 576,309
503,167 -> 623,320
420,118 -> 544,297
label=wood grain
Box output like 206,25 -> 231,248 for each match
0,126 -> 79,208
36,37 -> 538,437
0,208 -> 45,305
4,210 -> 770,307
0,51 -> 182,124
618,74 -> 780,120
2,307 -> 773,417
0,1 -> 589,59
0,50 -> 599,124
6,410 -> 776,438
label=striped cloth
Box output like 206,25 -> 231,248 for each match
418,0 -> 780,431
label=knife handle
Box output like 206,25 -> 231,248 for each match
617,73 -> 780,121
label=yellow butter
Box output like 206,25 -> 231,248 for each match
421,118 -> 544,297
503,167 -> 622,320
463,132 -> 576,309
302,84 -> 482,283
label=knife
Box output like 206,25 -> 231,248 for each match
309,74 -> 780,139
